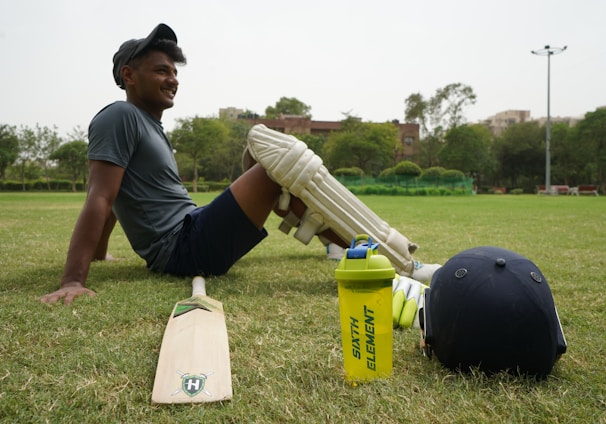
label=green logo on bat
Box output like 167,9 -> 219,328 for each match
171,370 -> 215,398
173,297 -> 216,317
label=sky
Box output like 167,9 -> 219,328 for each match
1,0 -> 605,138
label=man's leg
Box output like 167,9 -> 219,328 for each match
165,163 -> 344,277
231,163 -> 347,246
229,163 -> 281,231
244,124 -> 440,280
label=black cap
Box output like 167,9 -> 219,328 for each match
112,24 -> 177,89
423,246 -> 566,378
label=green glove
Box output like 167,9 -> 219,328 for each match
392,275 -> 428,329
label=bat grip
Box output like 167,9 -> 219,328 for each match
192,276 -> 207,296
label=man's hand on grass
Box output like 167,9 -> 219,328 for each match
40,282 -> 96,305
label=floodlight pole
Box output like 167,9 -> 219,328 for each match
531,45 -> 567,194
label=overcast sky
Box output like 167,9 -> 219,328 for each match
1,0 -> 604,137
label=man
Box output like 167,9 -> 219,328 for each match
41,24 -> 436,306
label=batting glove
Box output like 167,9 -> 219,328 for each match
392,275 -> 428,329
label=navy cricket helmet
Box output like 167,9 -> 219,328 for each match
422,246 -> 567,378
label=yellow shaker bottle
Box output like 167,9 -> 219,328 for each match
335,234 -> 395,381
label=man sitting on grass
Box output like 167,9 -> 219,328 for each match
41,23 -> 438,306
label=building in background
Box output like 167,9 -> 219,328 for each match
233,113 -> 420,161
533,115 -> 583,128
222,105 -> 593,165
218,107 -> 244,120
482,110 -> 531,136
482,109 -> 585,136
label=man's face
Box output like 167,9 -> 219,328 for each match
123,50 -> 179,119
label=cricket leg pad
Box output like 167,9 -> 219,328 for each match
247,124 -> 417,275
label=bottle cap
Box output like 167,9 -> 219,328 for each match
335,234 -> 395,281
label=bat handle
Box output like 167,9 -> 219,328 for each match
192,276 -> 207,296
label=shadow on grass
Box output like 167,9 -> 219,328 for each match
2,260 -> 158,294
217,253 -> 339,298
3,250 -> 339,300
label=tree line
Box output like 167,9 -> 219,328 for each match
1,90 -> 604,193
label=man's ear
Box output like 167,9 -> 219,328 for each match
121,65 -> 136,88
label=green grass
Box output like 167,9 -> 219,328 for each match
1,192 -> 604,423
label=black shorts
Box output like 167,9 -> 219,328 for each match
163,188 -> 267,277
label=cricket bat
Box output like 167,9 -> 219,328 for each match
152,276 -> 233,403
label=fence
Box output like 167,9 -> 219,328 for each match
335,175 -> 474,196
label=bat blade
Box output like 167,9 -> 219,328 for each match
152,277 -> 232,404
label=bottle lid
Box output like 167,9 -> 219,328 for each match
335,234 -> 396,281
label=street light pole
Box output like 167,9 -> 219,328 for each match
531,45 -> 567,194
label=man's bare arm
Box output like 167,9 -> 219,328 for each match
93,211 -> 118,261
41,160 -> 125,305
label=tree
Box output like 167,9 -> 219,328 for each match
493,122 -> 544,189
50,140 -> 88,191
203,119 -> 251,181
12,124 -> 62,190
431,83 -> 477,130
170,117 -> 228,192
550,122 -> 581,186
324,119 -> 398,175
404,93 -> 429,135
417,134 -> 443,168
15,126 -> 38,190
440,124 -> 493,185
575,108 -> 606,191
67,126 -> 88,144
265,97 -> 312,119
404,83 -> 477,139
404,83 -> 477,170
0,124 -> 19,179
295,133 -> 326,159
36,124 -> 62,190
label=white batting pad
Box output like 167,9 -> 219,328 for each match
246,124 -> 417,275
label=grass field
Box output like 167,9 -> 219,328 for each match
0,192 -> 604,423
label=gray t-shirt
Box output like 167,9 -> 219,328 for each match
88,101 -> 196,271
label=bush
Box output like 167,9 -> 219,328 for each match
333,166 -> 364,176
182,180 -> 230,192
347,184 -> 470,197
0,179 -> 85,191
421,166 -> 446,177
0,180 -> 24,191
442,169 -> 465,179
393,160 -> 422,176
378,167 -> 395,178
